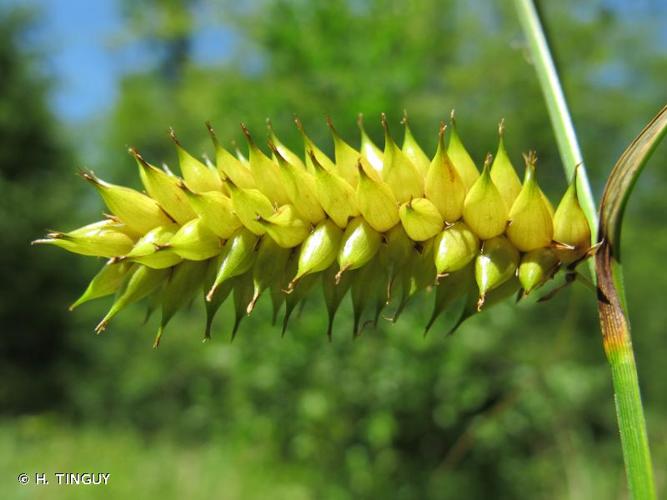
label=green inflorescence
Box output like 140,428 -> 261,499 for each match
34,112 -> 592,346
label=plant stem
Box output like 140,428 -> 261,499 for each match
512,0 -> 598,247
513,1 -> 656,498
597,246 -> 656,500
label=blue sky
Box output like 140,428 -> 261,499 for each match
8,0 -> 235,123
6,0 -> 664,124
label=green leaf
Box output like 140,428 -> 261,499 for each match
599,105 -> 667,254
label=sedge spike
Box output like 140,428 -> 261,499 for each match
36,114 -> 592,343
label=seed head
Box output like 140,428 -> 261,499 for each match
35,114 -> 594,344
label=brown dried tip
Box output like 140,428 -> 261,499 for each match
293,115 -> 305,133
334,265 -> 349,285
498,118 -> 505,137
246,290 -> 261,315
168,127 -> 181,145
325,115 -> 336,131
204,121 -> 220,146
239,122 -> 253,142
103,213 -> 121,223
450,108 -> 456,122
476,294 -> 486,312
401,109 -> 409,125
551,240 -> 575,251
205,284 -> 218,303
79,169 -> 100,186
94,319 -> 108,335
129,147 -> 150,167
523,150 -> 538,166
483,153 -> 493,169
438,120 -> 447,137
356,113 -> 364,128
380,112 -> 388,130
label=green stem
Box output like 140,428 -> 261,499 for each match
597,247 -> 656,500
513,1 -> 656,498
512,0 -> 598,248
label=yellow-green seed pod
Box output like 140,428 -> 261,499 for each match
125,224 -> 182,269
399,197 -> 443,242
462,154 -> 508,239
490,120 -> 522,208
357,114 -> 384,176
95,265 -> 170,333
248,236 -> 291,314
295,117 -> 336,173
356,163 -> 400,233
401,112 -> 430,177
290,219 -> 342,288
206,122 -> 256,189
327,117 -> 360,186
81,172 -> 173,235
180,185 -> 242,239
506,153 -> 554,252
131,248 -> 182,270
310,151 -> 359,228
475,235 -> 520,307
447,111 -> 480,190
381,113 -> 424,203
337,216 -> 382,279
322,264 -> 353,340
433,221 -> 480,275
241,123 -> 289,205
272,145 -> 325,224
168,218 -> 222,261
425,123 -> 466,222
553,171 -> 592,264
267,119 -> 306,170
33,219 -> 135,258
169,128 -> 222,192
228,181 -> 275,235
424,263 -> 474,334
257,204 -> 310,248
154,260 -> 209,347
132,148 -> 196,225
70,260 -> 136,310
207,228 -> 259,300
462,275 -> 522,318
518,247 -> 559,294
203,255 -> 234,340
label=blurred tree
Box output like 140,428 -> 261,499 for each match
0,7 -> 84,413
118,0 -> 198,82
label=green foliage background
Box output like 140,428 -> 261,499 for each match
1,1 -> 666,498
